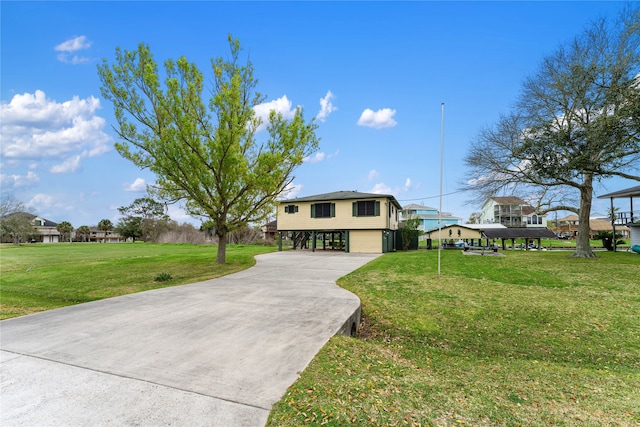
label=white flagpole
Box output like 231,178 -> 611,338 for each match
438,103 -> 444,278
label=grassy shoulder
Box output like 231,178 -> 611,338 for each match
0,242 -> 276,319
268,250 -> 640,426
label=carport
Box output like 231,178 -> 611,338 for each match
597,185 -> 640,252
283,230 -> 349,252
482,227 -> 558,250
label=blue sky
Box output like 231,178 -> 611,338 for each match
1,1 -> 631,227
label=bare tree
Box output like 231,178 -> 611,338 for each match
0,196 -> 35,244
464,7 -> 640,258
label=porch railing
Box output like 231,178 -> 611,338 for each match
613,211 -> 638,225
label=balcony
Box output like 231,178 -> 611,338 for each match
612,211 -> 638,225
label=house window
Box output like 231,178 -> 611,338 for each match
352,200 -> 380,217
284,205 -> 298,214
311,203 -> 335,218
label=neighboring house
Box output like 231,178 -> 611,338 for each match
425,223 -> 557,250
401,204 -> 461,233
277,190 -> 402,253
556,215 -> 629,239
480,197 -> 547,228
424,224 -> 485,244
89,226 -> 122,243
261,219 -> 278,241
28,214 -> 60,243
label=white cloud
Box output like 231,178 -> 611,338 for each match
28,193 -> 55,209
253,95 -> 297,132
124,178 -> 147,192
50,155 -> 81,174
369,182 -> 392,194
316,91 -> 337,122
404,178 -> 412,190
303,152 -> 325,163
357,108 -> 397,129
165,204 -> 192,222
368,170 -> 380,181
278,182 -> 303,200
0,171 -> 40,189
0,90 -> 111,171
55,35 -> 91,52
55,36 -> 91,64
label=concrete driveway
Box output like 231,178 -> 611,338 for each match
0,251 -> 379,426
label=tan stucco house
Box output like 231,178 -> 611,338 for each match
276,191 -> 402,253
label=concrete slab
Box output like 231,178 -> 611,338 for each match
0,251 -> 379,426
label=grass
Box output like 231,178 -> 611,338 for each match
0,242 -> 276,319
268,250 -> 640,426
420,238 -> 631,249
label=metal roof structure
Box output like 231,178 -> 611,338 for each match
597,185 -> 640,199
481,227 -> 557,240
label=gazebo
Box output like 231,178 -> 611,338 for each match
597,185 -> 640,251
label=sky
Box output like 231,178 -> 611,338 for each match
0,1 -> 634,228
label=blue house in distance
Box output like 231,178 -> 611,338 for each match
401,204 -> 462,233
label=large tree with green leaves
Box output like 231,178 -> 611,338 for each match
56,221 -> 74,243
97,219 -> 113,242
117,197 -> 169,241
98,36 -> 319,263
464,7 -> 640,258
76,225 -> 91,242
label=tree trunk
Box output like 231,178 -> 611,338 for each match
572,174 -> 596,258
216,232 -> 227,264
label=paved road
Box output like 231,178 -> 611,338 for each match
1,251 -> 379,426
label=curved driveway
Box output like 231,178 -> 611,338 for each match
1,251 -> 379,426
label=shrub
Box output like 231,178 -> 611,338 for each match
154,272 -> 172,282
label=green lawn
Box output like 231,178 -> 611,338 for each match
3,243 -> 638,425
420,238 -> 631,249
268,250 -> 640,426
0,242 -> 276,319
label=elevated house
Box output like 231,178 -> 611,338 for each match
598,185 -> 640,251
26,214 -> 60,243
401,204 -> 461,233
261,219 -> 278,241
88,226 -> 122,243
556,215 -> 630,239
276,191 -> 401,253
480,197 -> 547,228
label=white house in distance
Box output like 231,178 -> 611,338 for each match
28,214 -> 60,243
401,204 -> 462,233
480,196 -> 547,228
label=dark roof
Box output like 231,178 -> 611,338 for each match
281,190 -> 402,209
5,212 -> 58,227
597,185 -> 640,199
481,227 -> 557,239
